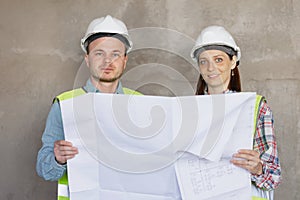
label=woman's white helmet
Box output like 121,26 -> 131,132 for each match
81,15 -> 133,53
191,26 -> 241,62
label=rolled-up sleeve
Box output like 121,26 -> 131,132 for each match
36,102 -> 66,181
251,101 -> 281,190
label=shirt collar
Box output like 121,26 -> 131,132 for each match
204,89 -> 234,95
83,79 -> 124,94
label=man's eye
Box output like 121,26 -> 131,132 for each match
113,53 -> 120,57
95,52 -> 103,56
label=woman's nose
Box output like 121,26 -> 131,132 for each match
207,61 -> 215,71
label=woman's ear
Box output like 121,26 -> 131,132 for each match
231,55 -> 238,70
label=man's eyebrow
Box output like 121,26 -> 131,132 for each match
92,48 -> 104,52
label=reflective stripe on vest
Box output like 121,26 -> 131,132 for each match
56,87 -> 142,200
252,197 -> 268,200
58,172 -> 69,200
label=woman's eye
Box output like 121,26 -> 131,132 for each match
199,60 -> 207,65
216,58 -> 223,63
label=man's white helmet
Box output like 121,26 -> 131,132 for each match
81,15 -> 133,53
191,26 -> 241,62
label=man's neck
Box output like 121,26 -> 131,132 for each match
91,78 -> 119,93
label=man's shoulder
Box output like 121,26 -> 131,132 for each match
123,87 -> 143,95
53,88 -> 87,103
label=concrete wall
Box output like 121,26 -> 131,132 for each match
0,0 -> 299,199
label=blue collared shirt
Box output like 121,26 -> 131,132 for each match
36,79 -> 125,181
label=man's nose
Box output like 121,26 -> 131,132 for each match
104,56 -> 113,63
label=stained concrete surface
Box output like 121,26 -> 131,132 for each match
0,0 -> 299,199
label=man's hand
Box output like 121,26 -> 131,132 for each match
54,140 -> 78,165
230,149 -> 263,175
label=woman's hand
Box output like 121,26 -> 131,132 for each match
230,149 -> 263,175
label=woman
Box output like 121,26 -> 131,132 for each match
190,26 -> 281,200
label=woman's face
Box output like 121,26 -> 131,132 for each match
198,49 -> 237,94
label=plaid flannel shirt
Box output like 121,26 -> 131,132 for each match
251,99 -> 281,190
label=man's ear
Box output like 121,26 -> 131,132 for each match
84,54 -> 89,68
123,55 -> 128,70
231,55 -> 237,70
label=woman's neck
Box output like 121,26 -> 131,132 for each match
207,86 -> 228,94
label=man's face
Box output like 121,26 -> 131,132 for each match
85,37 -> 127,83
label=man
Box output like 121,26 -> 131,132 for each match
36,15 -> 141,199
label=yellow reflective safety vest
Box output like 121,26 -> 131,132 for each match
56,87 -> 142,200
57,93 -> 271,200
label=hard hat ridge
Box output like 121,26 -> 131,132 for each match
191,25 -> 241,62
81,15 -> 133,53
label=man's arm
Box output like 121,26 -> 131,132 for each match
36,102 -> 67,181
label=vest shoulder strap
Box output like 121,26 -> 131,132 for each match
53,87 -> 142,104
253,95 -> 263,136
253,94 -> 266,136
123,87 -> 143,95
53,88 -> 87,104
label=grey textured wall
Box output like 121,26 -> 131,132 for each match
0,0 -> 299,199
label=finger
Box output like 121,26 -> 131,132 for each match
233,150 -> 260,162
231,157 -> 262,175
238,149 -> 260,157
54,141 -> 78,164
56,145 -> 78,152
54,149 -> 78,164
232,153 -> 253,161
230,157 -> 248,167
236,156 -> 261,169
55,140 -> 74,147
64,155 -> 76,160
54,148 -> 75,157
59,149 -> 79,156
54,140 -> 78,153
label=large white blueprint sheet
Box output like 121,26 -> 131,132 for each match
60,92 -> 256,200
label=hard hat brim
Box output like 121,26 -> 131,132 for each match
191,43 -> 241,62
81,32 -> 132,54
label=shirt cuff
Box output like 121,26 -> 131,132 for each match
52,155 -> 67,171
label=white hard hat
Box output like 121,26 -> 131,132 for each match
81,15 -> 133,53
191,26 -> 241,62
